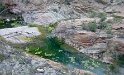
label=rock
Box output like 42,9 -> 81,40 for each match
54,21 -> 110,62
111,38 -> 124,54
22,12 -> 64,25
36,67 -> 44,73
112,24 -> 124,38
70,30 -> 97,47
29,0 -> 43,5
0,26 -> 41,43
80,43 -> 107,60
102,56 -> 113,64
114,13 -> 124,18
10,8 -> 22,14
112,24 -> 124,30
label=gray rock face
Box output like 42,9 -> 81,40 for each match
2,0 -> 123,25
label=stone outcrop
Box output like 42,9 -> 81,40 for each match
0,26 -> 41,43
68,30 -> 97,48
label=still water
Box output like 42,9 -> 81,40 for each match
26,36 -> 108,75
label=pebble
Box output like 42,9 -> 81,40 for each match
36,68 -> 45,73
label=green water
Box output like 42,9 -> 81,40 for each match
22,26 -> 124,75
25,36 -> 108,75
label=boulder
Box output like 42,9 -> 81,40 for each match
0,26 -> 41,43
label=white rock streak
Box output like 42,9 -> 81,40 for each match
0,26 -> 41,43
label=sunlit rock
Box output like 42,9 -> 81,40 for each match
0,26 -> 41,43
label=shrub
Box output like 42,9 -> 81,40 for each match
0,54 -> 5,62
113,17 -> 122,23
48,22 -> 58,32
82,24 -> 89,30
97,12 -> 107,22
0,3 -> 5,12
98,21 -> 108,29
82,22 -> 97,32
89,11 -> 97,18
88,22 -> 97,32
105,25 -> 112,34
0,19 -> 22,29
95,0 -> 108,4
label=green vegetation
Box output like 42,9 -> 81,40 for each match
84,73 -> 92,75
117,55 -> 124,66
89,11 -> 107,20
81,58 -> 100,69
21,24 -> 103,72
113,16 -> 123,23
82,22 -> 97,32
25,35 -> 102,69
25,37 -> 70,63
47,22 -> 58,32
0,3 -> 5,12
98,21 -> 108,29
105,24 -> 112,34
29,22 -> 58,33
88,22 -> 97,32
89,11 -> 98,18
106,63 -> 119,75
0,54 -> 5,62
88,12 -> 112,32
97,12 -> 107,22
25,24 -> 78,64
0,3 -> 23,29
0,18 -> 23,29
95,0 -> 108,4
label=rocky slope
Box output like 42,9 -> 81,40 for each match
1,0 -> 123,24
0,0 -> 124,75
